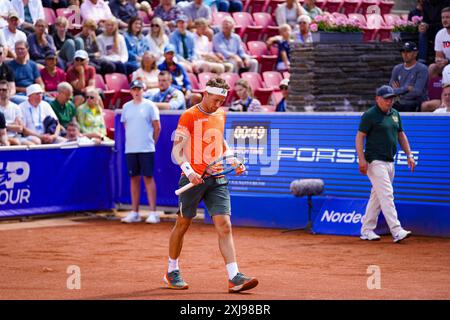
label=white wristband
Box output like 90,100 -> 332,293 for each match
181,161 -> 195,177
407,154 -> 414,159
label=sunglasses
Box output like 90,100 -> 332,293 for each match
280,86 -> 288,90
75,57 -> 85,62
86,95 -> 95,99
0,88 -> 8,92
151,24 -> 160,28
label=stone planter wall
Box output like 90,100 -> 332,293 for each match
287,42 -> 403,112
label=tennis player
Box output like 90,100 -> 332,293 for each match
164,78 -> 259,293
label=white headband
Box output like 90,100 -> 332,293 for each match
205,86 -> 228,97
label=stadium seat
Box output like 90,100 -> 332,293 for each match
44,7 -> 56,25
428,77 -> 443,100
348,13 -> 376,41
198,72 -> 216,89
247,40 -> 278,73
212,11 -> 232,27
262,71 -> 283,91
358,0 -> 379,15
368,14 -> 393,42
379,0 -> 394,15
56,7 -> 82,34
253,12 -> 280,40
241,72 -> 273,105
232,12 -> 264,42
315,0 -> 328,10
187,73 -> 204,94
220,72 -> 240,105
383,13 -> 402,27
323,0 -> 343,13
263,0 -> 286,16
103,109 -> 115,139
95,74 -> 115,109
341,0 -> 361,15
244,0 -> 267,14
105,73 -> 132,108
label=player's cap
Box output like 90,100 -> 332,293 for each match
164,44 -> 176,54
376,85 -> 397,98
74,50 -> 89,60
400,41 -> 418,52
26,84 -> 44,96
130,79 -> 145,89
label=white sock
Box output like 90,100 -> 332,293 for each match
168,257 -> 179,273
226,262 -> 239,280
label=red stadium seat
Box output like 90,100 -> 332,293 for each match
315,0 -> 328,10
56,7 -> 82,34
187,73 -> 204,94
212,11 -> 232,27
247,40 -> 278,72
383,13 -> 402,27
105,73 -> 132,108
198,72 -> 216,89
95,74 -> 115,109
428,77 -> 443,100
323,0 -> 343,13
232,12 -> 264,42
379,0 -> 394,15
263,0 -> 287,16
348,13 -> 376,41
358,0 -> 379,15
103,109 -> 115,139
244,0 -> 267,14
253,12 -> 280,39
44,7 -> 56,25
368,14 -> 393,41
262,71 -> 283,91
241,72 -> 273,105
341,0 -> 361,15
221,72 -> 241,105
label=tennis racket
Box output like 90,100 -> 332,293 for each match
175,154 -> 244,195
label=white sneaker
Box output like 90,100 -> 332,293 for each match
360,231 -> 381,241
121,212 -> 141,223
145,212 -> 160,224
393,229 -> 412,243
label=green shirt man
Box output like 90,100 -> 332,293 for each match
49,83 -> 77,129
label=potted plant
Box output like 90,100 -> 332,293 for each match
310,14 -> 364,43
392,16 -> 422,43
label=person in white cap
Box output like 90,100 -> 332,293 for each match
2,11 -> 27,59
19,83 -> 65,144
66,50 -> 96,106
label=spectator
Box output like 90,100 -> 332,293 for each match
109,0 -> 139,29
0,44 -> 16,96
10,0 -> 45,34
276,78 -> 289,112
169,15 -> 195,73
132,51 -> 160,95
229,79 -> 263,112
418,0 -> 450,64
97,17 -> 129,75
66,50 -> 96,106
192,18 -> 232,74
65,121 -> 102,144
428,7 -> 450,79
147,17 -> 170,62
50,82 -> 77,131
125,16 -> 150,76
52,16 -> 84,67
77,86 -> 109,141
153,0 -> 183,32
181,0 -> 212,31
433,85 -> 450,112
267,24 -> 293,72
20,84 -> 65,144
303,0 -> 323,20
42,0 -> 69,10
390,42 -> 428,112
131,0 -> 153,19
158,44 -> 202,106
212,16 -> 259,73
145,70 -> 186,110
120,79 -> 161,224
215,0 -> 243,13
0,111 -> 7,146
0,80 -> 31,146
294,15 -> 313,44
76,19 -> 116,75
0,0 -> 13,29
40,52 -> 67,96
275,0 -> 308,30
8,40 -> 45,105
408,0 -> 423,21
2,11 -> 27,60
28,19 -> 64,69
80,0 -> 114,28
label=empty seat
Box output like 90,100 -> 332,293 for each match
341,0 -> 361,15
262,71 -> 283,90
103,109 -> 116,139
105,73 -> 132,108
198,72 -> 216,89
323,0 -> 343,13
247,40 -> 278,72
253,12 -> 280,39
232,12 -> 264,42
379,0 -> 394,15
241,72 -> 273,105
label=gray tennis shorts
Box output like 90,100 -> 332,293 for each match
178,175 -> 231,219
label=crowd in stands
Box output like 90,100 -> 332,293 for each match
1,0 -> 450,147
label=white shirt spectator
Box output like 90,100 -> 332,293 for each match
2,26 -> 27,54
80,0 -> 114,23
0,0 -> 12,28
97,33 -> 129,63
0,101 -> 22,137
433,107 -> 449,113
193,32 -> 211,57
10,0 -> 45,25
434,28 -> 450,60
19,100 -> 58,135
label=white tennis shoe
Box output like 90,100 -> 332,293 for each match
121,212 -> 141,223
393,229 -> 412,243
146,212 -> 160,224
360,231 -> 381,241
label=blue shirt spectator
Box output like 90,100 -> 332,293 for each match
212,30 -> 246,60
181,0 -> 212,23
147,85 -> 186,110
8,59 -> 41,89
125,16 -> 151,73
169,27 -> 195,62
109,0 -> 138,28
158,45 -> 192,92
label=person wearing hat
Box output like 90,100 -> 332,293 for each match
0,0 -> 13,29
66,50 -> 96,106
389,41 -> 428,112
168,15 -> 195,73
120,79 -> 162,224
19,83 -> 65,144
355,85 -> 416,243
2,11 -> 28,59
276,78 -> 290,112
10,0 -> 46,35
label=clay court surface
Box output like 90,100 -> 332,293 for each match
0,213 -> 449,300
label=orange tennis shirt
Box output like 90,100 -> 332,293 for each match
175,106 -> 226,175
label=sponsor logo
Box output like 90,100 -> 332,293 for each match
0,162 -> 31,205
320,209 -> 363,224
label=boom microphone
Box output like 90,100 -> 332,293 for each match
290,179 -> 324,197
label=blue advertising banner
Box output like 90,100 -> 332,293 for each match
0,145 -> 115,217
312,197 -> 389,236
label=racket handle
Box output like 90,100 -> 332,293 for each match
175,182 -> 195,195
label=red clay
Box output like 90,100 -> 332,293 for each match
0,217 -> 449,300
